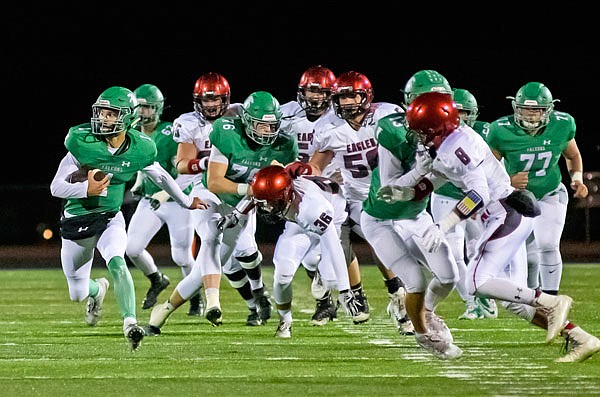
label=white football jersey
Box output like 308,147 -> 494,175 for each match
172,104 -> 243,185
312,102 -> 400,202
433,125 -> 513,206
280,101 -> 338,177
290,176 -> 347,236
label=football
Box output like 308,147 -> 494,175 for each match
67,167 -> 106,183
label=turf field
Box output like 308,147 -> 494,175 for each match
1,264 -> 599,396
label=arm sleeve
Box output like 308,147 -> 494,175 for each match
378,145 -> 423,187
142,162 -> 193,208
49,153 -> 88,199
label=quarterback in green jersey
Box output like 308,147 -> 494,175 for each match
50,86 -> 206,351
431,87 -> 497,321
487,82 -> 588,295
125,84 -> 198,314
360,92 -> 462,360
147,91 -> 298,332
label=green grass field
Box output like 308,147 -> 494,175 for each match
1,264 -> 599,396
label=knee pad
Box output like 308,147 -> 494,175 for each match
235,251 -> 263,270
223,269 -> 248,289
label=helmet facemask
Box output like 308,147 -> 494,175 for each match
91,105 -> 133,139
243,113 -> 281,145
297,85 -> 332,118
332,91 -> 370,120
193,93 -> 230,121
136,101 -> 163,126
512,101 -> 553,134
254,197 -> 292,223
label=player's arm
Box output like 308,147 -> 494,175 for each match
562,138 -> 588,198
205,146 -> 253,196
176,142 -> 207,174
307,150 -> 334,176
50,153 -> 107,198
142,162 -> 207,209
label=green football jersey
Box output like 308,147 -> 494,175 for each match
137,121 -> 192,197
435,120 -> 490,199
362,112 -> 429,220
64,123 -> 158,215
487,111 -> 575,199
203,117 -> 298,206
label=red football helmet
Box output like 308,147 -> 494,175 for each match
331,71 -> 373,120
193,72 -> 231,120
405,92 -> 460,147
297,65 -> 336,118
251,165 -> 294,222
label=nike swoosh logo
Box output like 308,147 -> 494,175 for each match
549,270 -> 557,274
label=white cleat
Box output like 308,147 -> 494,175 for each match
149,301 -> 174,329
458,301 -> 483,320
275,320 -> 292,338
476,297 -> 498,319
415,332 -> 462,360
542,295 -> 573,343
556,327 -> 600,363
85,278 -> 109,326
425,310 -> 453,343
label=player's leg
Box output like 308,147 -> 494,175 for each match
126,199 -> 170,310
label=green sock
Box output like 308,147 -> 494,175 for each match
107,256 -> 136,319
88,279 -> 100,298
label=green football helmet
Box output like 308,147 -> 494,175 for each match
91,86 -> 138,138
508,82 -> 557,133
134,84 -> 164,125
404,70 -> 452,105
242,91 -> 282,145
452,88 -> 479,127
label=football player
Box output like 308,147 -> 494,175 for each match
425,82 -> 497,321
287,71 -> 412,332
243,165 -> 364,337
487,82 -> 588,296
167,73 -> 275,326
386,91 -> 599,362
147,90 -> 298,333
50,86 -> 207,351
279,65 -> 340,326
125,84 -> 196,313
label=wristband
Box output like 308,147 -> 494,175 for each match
237,183 -> 249,196
571,171 -> 583,184
187,159 -> 202,174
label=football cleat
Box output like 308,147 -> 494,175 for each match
142,273 -> 170,310
310,270 -> 328,300
144,325 -> 161,336
476,297 -> 498,319
187,291 -> 205,317
85,278 -> 109,326
254,290 -> 272,323
415,332 -> 462,360
458,301 -> 484,320
311,294 -> 337,326
540,294 -> 573,343
246,308 -> 263,326
556,327 -> 600,363
205,306 -> 223,327
425,310 -> 453,343
124,323 -> 145,351
386,287 -> 413,335
339,290 -> 369,324
275,320 -> 292,338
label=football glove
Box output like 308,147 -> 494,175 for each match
421,223 -> 444,253
285,161 -> 312,178
217,210 -> 240,231
376,185 -> 415,203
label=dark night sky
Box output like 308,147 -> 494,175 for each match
10,4 -> 598,185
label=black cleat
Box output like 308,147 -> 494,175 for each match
205,306 -> 223,326
142,273 -> 171,310
311,294 -> 337,326
254,290 -> 272,324
246,308 -> 263,326
187,291 -> 205,316
143,325 -> 161,336
125,324 -> 145,351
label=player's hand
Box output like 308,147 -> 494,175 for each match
415,146 -> 433,175
511,172 -> 528,190
421,223 -> 444,253
86,171 -> 109,196
130,188 -> 143,202
217,210 -> 240,231
189,197 -> 209,210
285,161 -> 312,178
571,180 -> 588,199
377,185 -> 415,203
